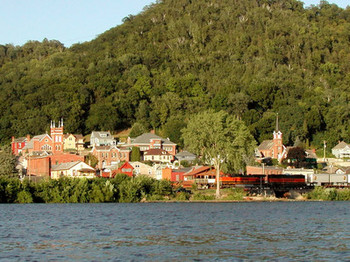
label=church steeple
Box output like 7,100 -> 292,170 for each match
272,113 -> 283,160
275,113 -> 279,132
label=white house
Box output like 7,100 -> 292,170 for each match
51,161 -> 96,179
90,131 -> 116,147
332,141 -> 350,158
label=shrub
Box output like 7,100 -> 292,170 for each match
192,192 -> 215,200
223,188 -> 246,201
175,192 -> 190,201
16,191 -> 33,203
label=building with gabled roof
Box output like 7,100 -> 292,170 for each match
11,136 -> 29,155
63,134 -> 85,152
144,148 -> 174,163
332,141 -> 350,158
20,120 -> 64,155
175,151 -> 196,163
182,166 -> 226,188
256,114 -> 285,162
51,161 -> 95,179
90,131 -> 116,147
90,145 -> 130,170
124,133 -> 177,156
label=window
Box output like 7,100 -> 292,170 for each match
41,145 -> 52,151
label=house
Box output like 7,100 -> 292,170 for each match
125,133 -> 177,156
11,135 -> 29,155
130,161 -> 156,178
90,131 -> 116,147
144,148 -> 174,163
90,145 -> 130,170
332,141 -> 350,158
322,165 -> 350,175
162,167 -> 192,182
183,166 -> 225,188
51,161 -> 95,179
114,162 -> 134,177
175,151 -> 196,163
256,115 -> 285,162
63,134 -> 85,152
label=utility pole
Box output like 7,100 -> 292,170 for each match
323,140 -> 327,162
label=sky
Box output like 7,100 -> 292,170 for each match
0,0 -> 348,48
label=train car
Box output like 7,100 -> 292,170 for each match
221,175 -> 264,189
329,174 -> 349,186
267,175 -> 306,190
312,173 -> 350,187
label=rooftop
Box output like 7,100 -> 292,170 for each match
131,133 -> 176,145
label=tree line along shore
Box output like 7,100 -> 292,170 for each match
1,175 -> 350,204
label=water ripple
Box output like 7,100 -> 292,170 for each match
0,202 -> 349,261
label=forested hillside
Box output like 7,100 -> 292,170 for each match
0,0 -> 350,149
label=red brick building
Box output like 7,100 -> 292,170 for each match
22,120 -> 64,155
162,167 -> 192,182
246,165 -> 283,175
11,136 -> 29,155
90,146 -> 130,170
257,115 -> 285,162
27,153 -> 84,177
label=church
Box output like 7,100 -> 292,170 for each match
256,115 -> 286,162
21,119 -> 65,155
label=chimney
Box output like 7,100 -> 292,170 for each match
11,136 -> 15,142
26,134 -> 31,142
150,130 -> 155,134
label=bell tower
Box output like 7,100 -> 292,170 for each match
50,119 -> 64,154
272,113 -> 283,160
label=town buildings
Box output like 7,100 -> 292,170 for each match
11,120 -> 88,179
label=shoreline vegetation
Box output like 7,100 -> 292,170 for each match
1,175 -> 350,204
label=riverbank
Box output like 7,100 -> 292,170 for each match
1,176 -> 350,203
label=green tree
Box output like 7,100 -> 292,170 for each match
85,153 -> 98,168
182,110 -> 256,198
129,122 -> 148,138
0,146 -> 16,177
130,147 -> 141,162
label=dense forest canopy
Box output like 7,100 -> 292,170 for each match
1,0 -> 350,150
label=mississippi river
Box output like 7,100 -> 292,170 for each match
0,202 -> 349,261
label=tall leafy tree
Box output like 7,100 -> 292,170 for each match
0,146 -> 16,177
182,110 -> 256,198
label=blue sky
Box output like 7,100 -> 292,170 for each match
0,0 -> 348,48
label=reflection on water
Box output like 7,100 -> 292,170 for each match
0,202 -> 350,261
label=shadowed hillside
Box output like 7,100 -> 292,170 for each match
0,0 -> 350,149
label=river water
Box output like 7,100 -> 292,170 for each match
0,202 -> 349,261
